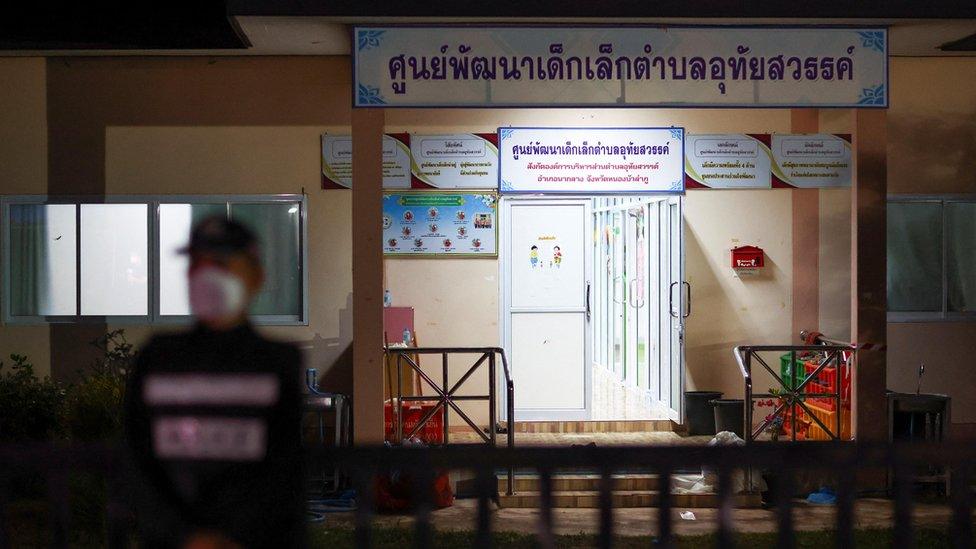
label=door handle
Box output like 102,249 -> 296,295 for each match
585,282 -> 591,321
613,275 -> 626,304
669,281 -> 678,318
629,278 -> 645,309
682,281 -> 692,318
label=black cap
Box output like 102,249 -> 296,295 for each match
179,216 -> 259,258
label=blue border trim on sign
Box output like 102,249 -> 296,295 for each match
352,25 -> 889,109
497,126 -> 686,195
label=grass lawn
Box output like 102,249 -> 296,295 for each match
310,526 -> 966,548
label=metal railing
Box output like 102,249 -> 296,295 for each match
2,441 -> 974,549
734,340 -> 854,443
384,346 -> 515,494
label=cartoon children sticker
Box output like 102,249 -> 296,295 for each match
529,245 -> 539,268
552,245 -> 563,268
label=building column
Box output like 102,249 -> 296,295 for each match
851,108 -> 888,442
351,108 -> 386,444
791,109 -> 820,342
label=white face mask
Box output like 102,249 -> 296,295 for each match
189,266 -> 248,324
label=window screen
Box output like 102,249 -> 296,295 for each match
887,202 -> 943,313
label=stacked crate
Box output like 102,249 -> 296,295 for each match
777,352 -> 853,441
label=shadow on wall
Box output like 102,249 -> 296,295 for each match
889,113 -> 976,194
683,221 -> 738,395
296,292 -> 353,396
683,216 -> 789,400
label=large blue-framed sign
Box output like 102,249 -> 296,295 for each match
354,26 -> 887,108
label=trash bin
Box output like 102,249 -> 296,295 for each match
685,391 -> 723,435
711,398 -> 745,439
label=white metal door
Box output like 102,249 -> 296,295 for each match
664,196 -> 687,422
502,198 -> 592,421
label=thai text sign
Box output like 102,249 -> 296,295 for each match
354,26 -> 887,108
322,133 -> 499,189
771,134 -> 852,188
383,191 -> 498,257
322,133 -> 412,189
499,127 -> 684,193
410,133 -> 499,188
685,134 -> 771,189
685,133 -> 851,188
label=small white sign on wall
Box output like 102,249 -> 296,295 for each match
321,133 -> 412,189
410,133 -> 499,189
771,134 -> 852,188
685,134 -> 772,189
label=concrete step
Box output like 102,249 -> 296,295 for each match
457,473 -> 661,494
498,490 -> 762,509
502,420 -> 676,434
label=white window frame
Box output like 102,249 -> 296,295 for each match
887,194 -> 976,323
1,194 -> 308,326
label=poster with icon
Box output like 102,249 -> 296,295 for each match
383,191 -> 498,257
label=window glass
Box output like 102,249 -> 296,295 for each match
8,204 -> 77,316
947,202 -> 976,313
159,203 -> 227,315
231,203 -> 302,317
887,202 -> 943,312
80,204 -> 149,316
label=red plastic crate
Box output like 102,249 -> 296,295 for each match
780,406 -> 810,440
803,358 -> 851,407
384,399 -> 444,445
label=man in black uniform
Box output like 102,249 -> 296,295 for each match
124,217 -> 305,549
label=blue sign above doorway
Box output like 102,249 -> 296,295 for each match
353,26 -> 888,108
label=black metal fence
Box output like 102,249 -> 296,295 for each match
735,344 -> 854,442
385,346 -> 515,494
1,441 -> 974,548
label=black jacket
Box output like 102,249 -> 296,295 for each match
123,324 -> 305,548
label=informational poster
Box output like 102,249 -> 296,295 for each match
410,133 -> 499,189
383,191 -> 498,257
354,26 -> 887,108
684,134 -> 772,189
510,203 -> 586,309
321,133 -> 412,189
499,127 -> 685,194
771,134 -> 852,188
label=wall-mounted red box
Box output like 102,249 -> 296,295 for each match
731,245 -> 765,269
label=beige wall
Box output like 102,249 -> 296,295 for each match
383,109 -> 794,419
0,58 -> 51,376
1,53 -> 973,430
885,57 -> 976,428
684,190 -> 793,398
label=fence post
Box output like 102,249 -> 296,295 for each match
716,465 -> 734,549
657,465 -> 674,549
488,353 -> 497,449
537,466 -> 555,549
892,449 -> 915,548
598,465 -> 614,549
950,462 -> 973,548
354,467 -> 375,548
442,353 -> 450,446
474,464 -> 494,549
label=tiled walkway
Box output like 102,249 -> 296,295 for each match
328,498 -> 967,537
450,430 -> 712,446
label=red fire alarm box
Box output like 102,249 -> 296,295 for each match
731,245 -> 764,269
